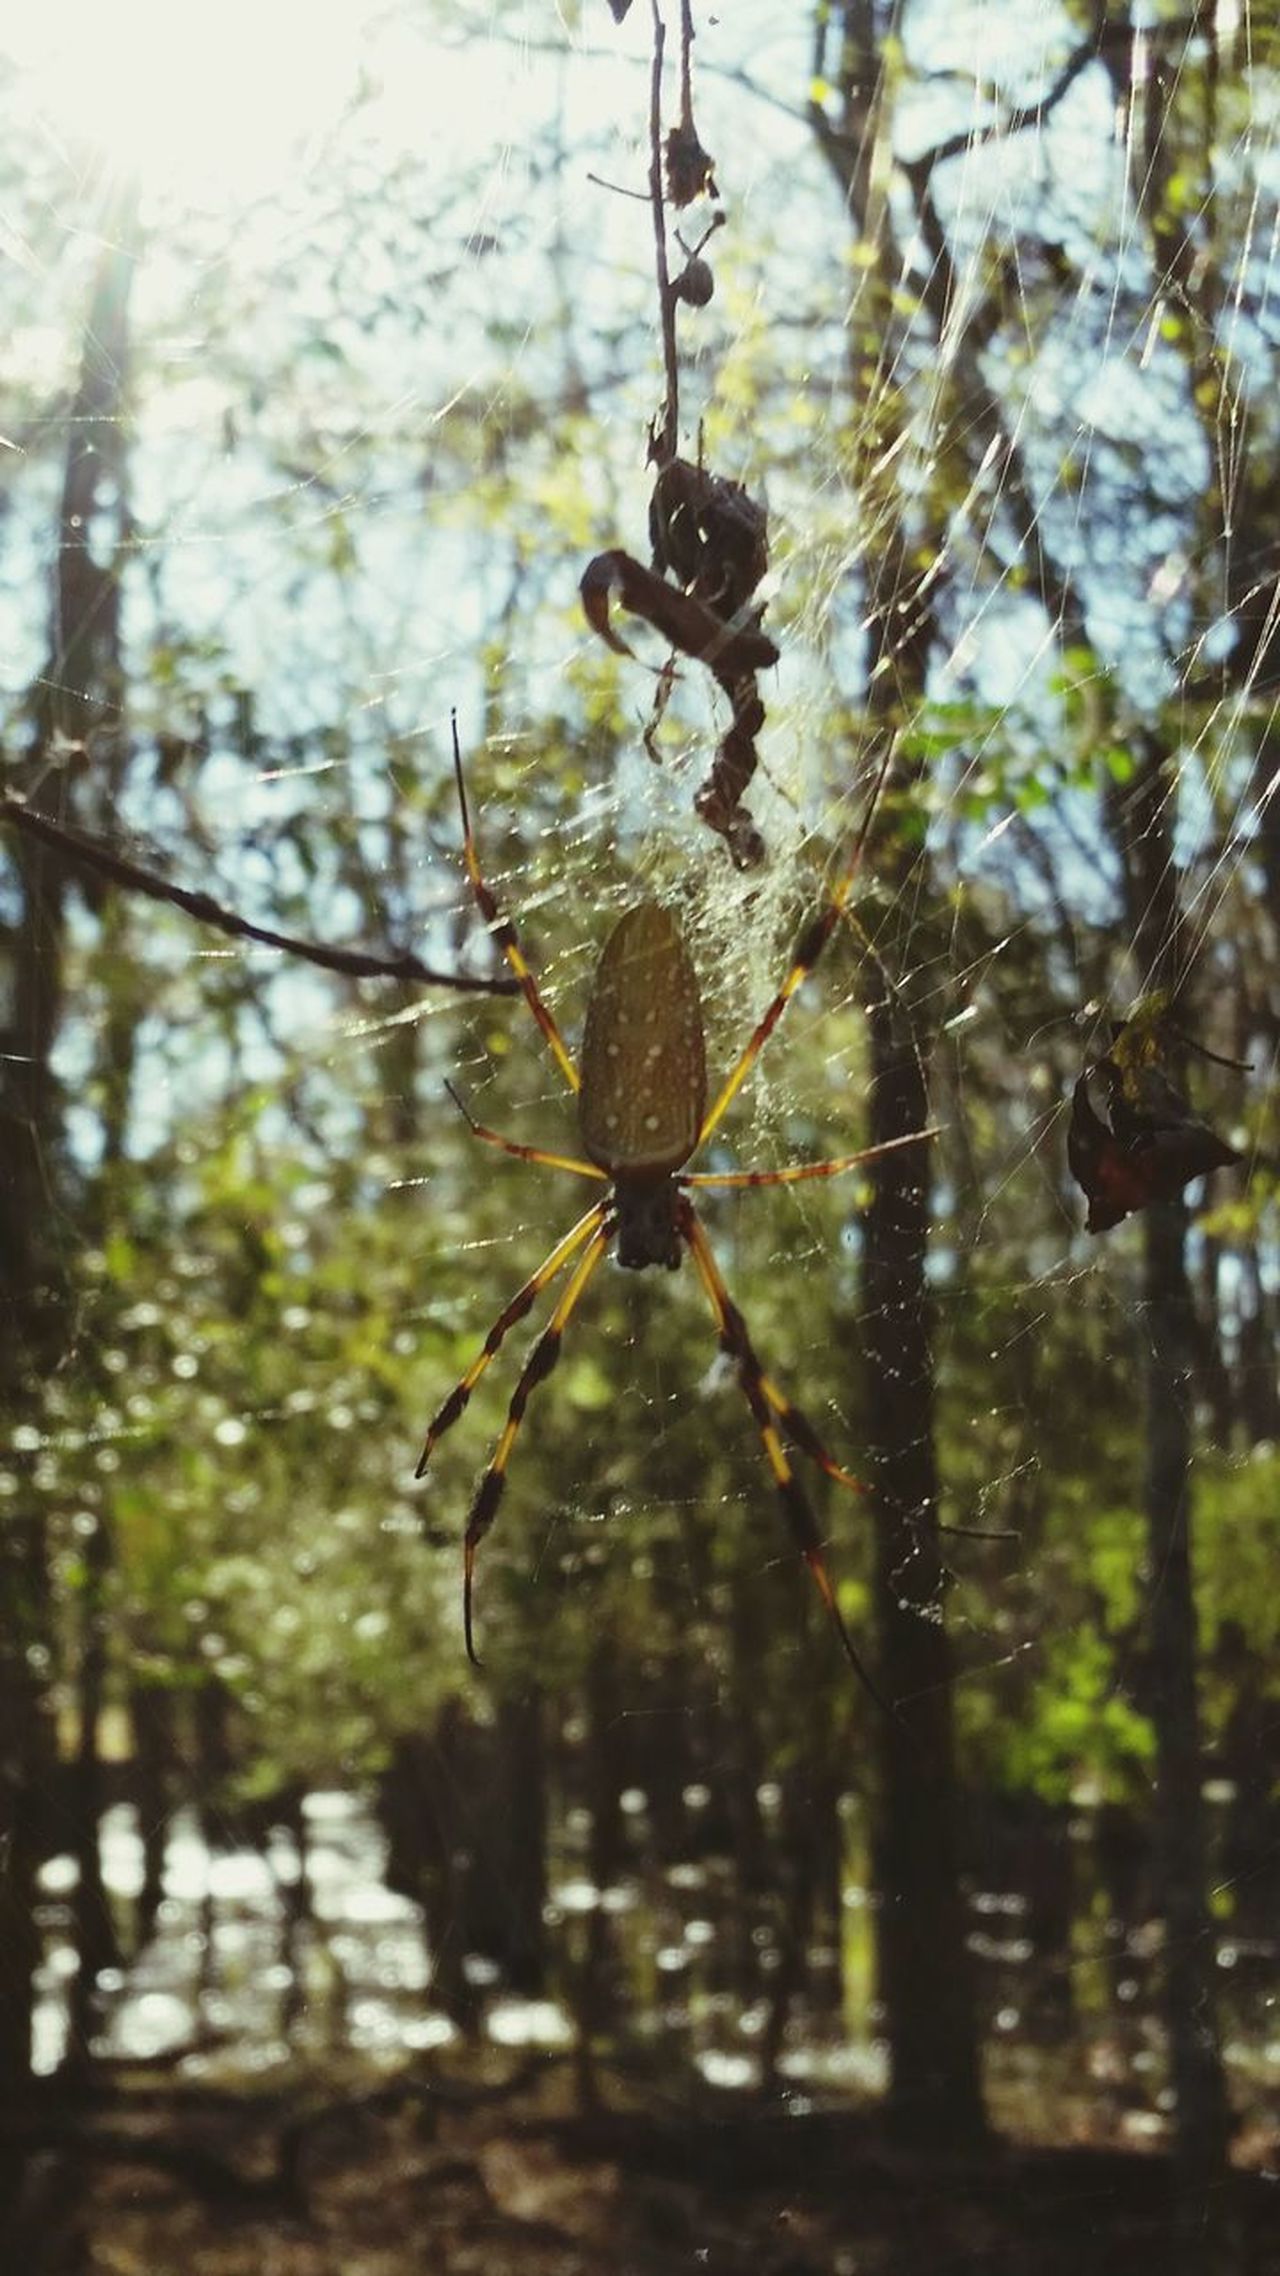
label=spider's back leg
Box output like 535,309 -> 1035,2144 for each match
679,1198 -> 890,1713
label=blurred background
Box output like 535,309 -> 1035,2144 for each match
1,3 -> 1278,2269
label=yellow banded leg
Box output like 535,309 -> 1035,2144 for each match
451,714 -> 581,1096
759,1375 -> 865,1495
679,1203 -> 888,1713
697,741 -> 896,1148
684,1127 -> 935,1192
463,1219 -> 613,1664
414,1202 -> 607,1479
445,1081 -> 607,1182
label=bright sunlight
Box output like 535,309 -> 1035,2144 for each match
10,0 -> 373,207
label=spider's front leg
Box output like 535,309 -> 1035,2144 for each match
696,739 -> 896,1147
461,1215 -> 614,1664
415,1202 -> 609,1478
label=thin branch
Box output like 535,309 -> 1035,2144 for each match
649,2 -> 679,461
0,797 -> 519,997
912,5 -> 1106,175
678,0 -> 695,129
585,170 -> 650,203
898,4 -> 1215,183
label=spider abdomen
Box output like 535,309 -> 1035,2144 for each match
579,902 -> 707,1179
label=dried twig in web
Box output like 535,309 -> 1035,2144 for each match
648,4 -> 679,465
589,0 -> 775,868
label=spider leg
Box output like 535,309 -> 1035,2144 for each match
697,740 -> 896,1148
463,1216 -> 614,1665
414,1200 -> 609,1479
679,1200 -> 889,1713
451,713 -> 581,1096
686,1134 -> 938,1491
445,1081 -> 607,1182
684,1127 -> 936,1190
759,1378 -> 864,1496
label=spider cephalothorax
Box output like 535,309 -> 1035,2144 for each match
416,722 -> 925,1704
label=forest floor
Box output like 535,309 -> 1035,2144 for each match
4,2053 -> 1279,2276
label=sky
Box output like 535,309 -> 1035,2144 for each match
6,0 -> 377,207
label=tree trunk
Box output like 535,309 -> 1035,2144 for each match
0,1514 -> 48,2098
724,1568 -> 771,2002
0,201 -> 137,2115
379,1718 -> 482,2033
130,1682 -> 177,1948
1142,1196 -> 1232,2186
863,990 -> 985,2144
805,3 -> 987,2141
1113,740 -> 1231,2216
379,1699 -> 547,2031
276,1790 -> 311,2041
492,1688 -> 548,1999
1237,1243 -> 1280,1444
65,1512 -> 121,2072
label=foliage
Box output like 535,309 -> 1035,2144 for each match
2,0 -> 1278,2156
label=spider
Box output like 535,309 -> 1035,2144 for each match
417,723 -> 926,1701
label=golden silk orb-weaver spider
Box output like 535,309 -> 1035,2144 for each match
416,722 -> 927,1702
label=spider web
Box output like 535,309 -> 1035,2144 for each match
2,0 -> 1279,2151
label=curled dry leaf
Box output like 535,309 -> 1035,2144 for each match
647,457 -> 772,866
579,548 -> 778,678
649,457 -> 768,620
692,678 -> 767,869
1067,1042 -> 1241,1234
579,539 -> 776,869
581,451 -> 776,868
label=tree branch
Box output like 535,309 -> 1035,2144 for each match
0,798 -> 519,997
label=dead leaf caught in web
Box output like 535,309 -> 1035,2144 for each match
649,456 -> 768,622
581,450 -> 776,868
579,546 -> 777,679
665,120 -> 717,207
1067,1008 -> 1242,1234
